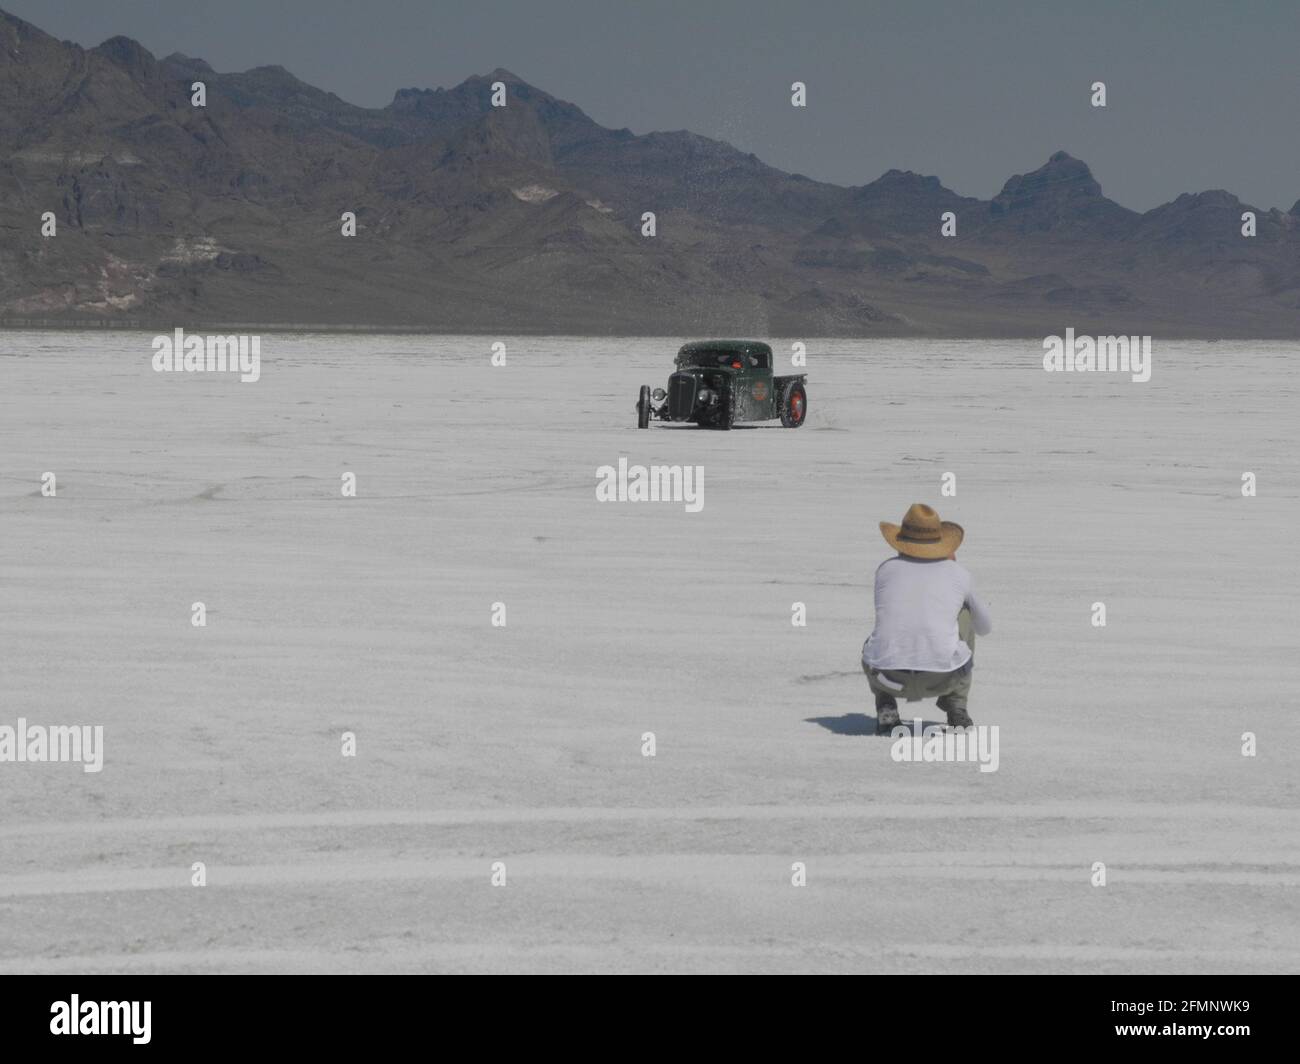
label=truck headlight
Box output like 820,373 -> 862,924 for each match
652,388 -> 666,401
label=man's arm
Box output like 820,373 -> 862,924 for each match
951,554 -> 993,636
966,587 -> 993,636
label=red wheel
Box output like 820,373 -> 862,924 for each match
781,382 -> 806,427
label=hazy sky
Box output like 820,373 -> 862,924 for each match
8,0 -> 1299,211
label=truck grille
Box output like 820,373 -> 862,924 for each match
668,372 -> 698,420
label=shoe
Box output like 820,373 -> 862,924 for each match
876,704 -> 901,731
945,705 -> 974,728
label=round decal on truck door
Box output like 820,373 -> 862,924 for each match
751,380 -> 768,401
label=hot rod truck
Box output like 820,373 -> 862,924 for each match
635,340 -> 807,430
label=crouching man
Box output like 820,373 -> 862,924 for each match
862,503 -> 993,732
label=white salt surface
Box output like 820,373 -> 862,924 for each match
1,333 -> 1296,973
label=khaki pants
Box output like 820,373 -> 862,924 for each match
863,607 -> 975,712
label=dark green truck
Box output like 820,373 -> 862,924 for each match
635,340 -> 807,430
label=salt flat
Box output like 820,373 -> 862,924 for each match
1,332 -> 1297,973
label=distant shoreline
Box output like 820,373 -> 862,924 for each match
2,320 -> 1297,340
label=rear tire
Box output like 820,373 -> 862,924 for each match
780,381 -> 807,428
636,385 -> 651,429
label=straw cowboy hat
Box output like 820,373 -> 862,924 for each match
880,503 -> 964,560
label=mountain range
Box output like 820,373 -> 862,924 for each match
1,7 -> 1297,336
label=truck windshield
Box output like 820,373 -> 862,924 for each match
679,350 -> 756,368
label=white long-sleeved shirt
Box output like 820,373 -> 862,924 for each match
862,556 -> 993,672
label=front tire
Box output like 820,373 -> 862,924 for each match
780,382 -> 807,428
636,385 -> 651,429
700,387 -> 735,430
